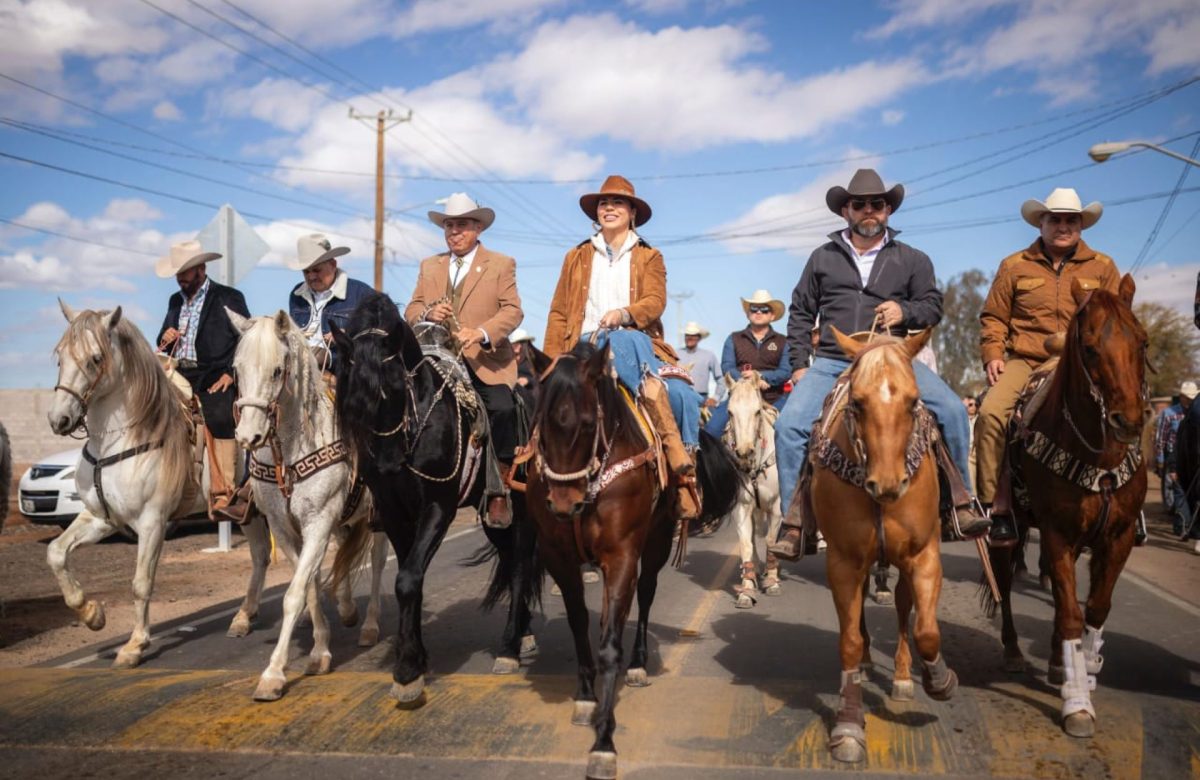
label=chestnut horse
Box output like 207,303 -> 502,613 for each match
526,342 -> 739,780
812,328 -> 957,764
985,275 -> 1147,739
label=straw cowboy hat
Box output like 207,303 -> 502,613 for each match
1020,188 -> 1103,229
428,193 -> 495,230
509,327 -> 535,344
287,233 -> 350,271
741,290 -> 785,322
1181,380 -> 1199,400
154,239 -> 221,278
579,175 -> 652,227
825,168 -> 905,215
682,321 -> 710,339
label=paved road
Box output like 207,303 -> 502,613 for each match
2,520 -> 1199,779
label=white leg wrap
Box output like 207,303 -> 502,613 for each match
1082,624 -> 1104,675
1060,639 -> 1096,720
840,668 -> 861,692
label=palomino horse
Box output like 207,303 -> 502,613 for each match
985,275 -> 1147,738
812,328 -> 957,763
723,371 -> 784,608
46,302 -> 197,668
332,293 -> 542,702
225,309 -> 386,701
526,342 -> 739,780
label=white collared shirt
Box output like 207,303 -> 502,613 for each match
840,228 -> 887,287
449,244 -> 480,288
582,231 -> 637,335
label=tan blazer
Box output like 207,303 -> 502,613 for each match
404,243 -> 523,388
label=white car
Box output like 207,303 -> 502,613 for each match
19,447 -> 86,525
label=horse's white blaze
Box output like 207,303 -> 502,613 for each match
878,377 -> 892,403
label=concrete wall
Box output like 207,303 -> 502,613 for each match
0,389 -> 79,465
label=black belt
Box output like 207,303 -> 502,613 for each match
177,359 -> 199,370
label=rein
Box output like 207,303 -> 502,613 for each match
82,439 -> 165,520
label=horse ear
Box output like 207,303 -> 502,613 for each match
102,306 -> 123,331
1118,273 -> 1136,305
59,298 -> 78,323
329,321 -> 351,356
831,326 -> 864,359
225,306 -> 252,334
529,344 -> 553,377
386,320 -> 406,356
902,328 -> 932,360
584,343 -> 609,382
1070,277 -> 1088,307
273,310 -> 291,337
724,372 -> 737,391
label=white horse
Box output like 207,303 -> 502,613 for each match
225,309 -> 385,702
723,372 -> 784,608
46,301 -> 199,668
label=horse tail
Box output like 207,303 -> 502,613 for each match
977,539 -> 1017,618
465,513 -> 544,612
696,428 -> 743,532
327,516 -> 374,597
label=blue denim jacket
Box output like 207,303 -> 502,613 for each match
288,271 -> 373,369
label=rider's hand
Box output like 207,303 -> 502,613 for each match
739,368 -> 755,380
456,327 -> 485,347
985,359 -> 1005,386
426,302 -> 454,323
791,367 -> 808,384
207,373 -> 234,394
758,379 -> 769,391
517,377 -> 529,387
704,397 -> 718,408
598,309 -> 627,329
159,327 -> 180,349
874,300 -> 903,328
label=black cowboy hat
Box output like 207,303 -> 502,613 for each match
825,168 -> 905,215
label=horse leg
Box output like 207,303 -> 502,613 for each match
628,511 -> 673,687
544,545 -> 596,726
228,511 -> 271,638
587,552 -> 639,780
908,544 -> 957,700
504,510 -> 541,668
891,569 -> 915,701
46,509 -> 117,631
858,575 -> 872,669
762,484 -> 783,595
357,531 -> 387,647
331,525 -> 360,628
733,497 -> 758,608
483,520 -> 525,675
1041,528 -> 1092,737
113,508 -> 168,669
989,543 -> 1025,672
1072,525 -> 1136,730
873,563 -> 893,605
827,549 -> 870,763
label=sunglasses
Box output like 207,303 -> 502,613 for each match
748,305 -> 773,314
849,197 -> 888,212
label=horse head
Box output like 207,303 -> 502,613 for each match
725,371 -> 768,464
535,342 -> 609,518
1068,274 -> 1147,445
227,309 -> 306,451
49,300 -> 124,435
833,327 -> 930,504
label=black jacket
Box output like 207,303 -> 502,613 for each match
157,279 -> 250,389
786,228 -> 942,367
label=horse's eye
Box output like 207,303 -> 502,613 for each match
273,367 -> 283,379
91,354 -> 103,365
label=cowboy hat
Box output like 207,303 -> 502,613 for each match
741,290 -> 785,322
428,193 -> 495,230
579,175 -> 652,227
287,233 -> 350,271
1181,380 -> 1199,400
154,239 -> 222,278
1020,188 -> 1103,229
682,321 -> 710,338
509,327 -> 535,344
825,168 -> 905,215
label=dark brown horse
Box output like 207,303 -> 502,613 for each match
525,342 -> 738,780
985,274 -> 1148,739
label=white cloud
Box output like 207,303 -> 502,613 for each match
392,0 -> 565,37
1146,14 -> 1200,76
1131,261 -> 1198,319
866,0 -> 1011,39
881,109 -> 905,126
217,77 -> 330,133
152,99 -> 182,121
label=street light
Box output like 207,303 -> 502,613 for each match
1088,140 -> 1200,167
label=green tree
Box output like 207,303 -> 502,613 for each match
934,268 -> 989,397
1134,301 -> 1200,398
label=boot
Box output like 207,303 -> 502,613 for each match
768,474 -> 812,561
483,458 -> 513,529
208,437 -> 239,513
642,378 -> 699,521
987,506 -> 1019,546
213,482 -> 255,525
933,437 -> 992,540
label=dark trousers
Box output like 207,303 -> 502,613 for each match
179,365 -> 236,438
470,370 -> 518,462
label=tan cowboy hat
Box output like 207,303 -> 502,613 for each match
287,233 -> 350,271
1181,380 -> 1199,400
741,290 -> 785,322
579,175 -> 652,227
509,327 -> 535,344
682,321 -> 710,338
428,193 -> 495,230
826,168 -> 905,215
1020,188 -> 1103,229
154,239 -> 222,278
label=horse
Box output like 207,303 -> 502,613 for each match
722,371 -> 784,608
810,327 -> 957,764
331,293 -> 542,703
526,341 -> 739,780
45,301 -> 197,668
224,309 -> 386,701
0,421 -> 10,534
984,275 -> 1148,739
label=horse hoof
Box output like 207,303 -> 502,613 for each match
391,676 -> 425,704
519,634 -> 539,658
1003,653 -> 1027,674
81,600 -> 106,631
1047,664 -> 1065,686
305,653 -> 332,676
357,626 -> 380,647
873,589 -> 894,606
571,699 -> 596,726
830,726 -> 866,764
253,676 -> 286,702
582,570 -> 601,584
1039,574 -> 1052,593
1063,711 -> 1095,738
339,607 -> 360,628
586,750 -> 618,780
492,656 -> 521,675
892,679 -> 914,701
112,649 -> 141,670
227,614 -> 253,638
764,582 -> 782,596
735,592 -> 755,609
625,667 -> 650,687
923,668 -> 958,701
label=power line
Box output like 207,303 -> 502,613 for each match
0,216 -> 160,256
1128,135 -> 1200,275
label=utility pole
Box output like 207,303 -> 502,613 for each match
349,108 -> 411,291
668,290 -> 694,344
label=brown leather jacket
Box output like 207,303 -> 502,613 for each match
980,238 -> 1120,366
544,237 -> 677,363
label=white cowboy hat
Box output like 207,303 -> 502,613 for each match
154,239 -> 222,278
1181,380 -> 1198,400
740,290 -> 785,322
682,321 -> 710,338
510,327 -> 535,344
287,233 -> 350,271
1020,188 -> 1103,229
428,193 -> 495,230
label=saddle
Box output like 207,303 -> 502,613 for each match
157,354 -> 213,519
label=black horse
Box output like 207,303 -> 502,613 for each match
332,292 -> 541,702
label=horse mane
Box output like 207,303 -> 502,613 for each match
236,314 -> 328,440
851,337 -> 913,387
56,310 -> 192,498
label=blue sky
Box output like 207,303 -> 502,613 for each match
1,0 -> 1198,389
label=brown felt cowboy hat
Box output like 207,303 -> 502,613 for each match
579,175 -> 652,227
825,168 -> 905,215
1020,188 -> 1103,229
154,239 -> 222,278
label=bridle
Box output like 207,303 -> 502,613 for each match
536,402 -> 611,486
53,348 -> 111,437
234,362 -> 290,496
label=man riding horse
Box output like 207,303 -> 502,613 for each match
771,169 -> 990,558
704,289 -> 792,438
976,188 -> 1120,543
287,233 -> 373,375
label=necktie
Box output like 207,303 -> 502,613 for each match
453,255 -> 465,286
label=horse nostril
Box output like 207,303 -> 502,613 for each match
571,501 -> 584,516
864,479 -> 877,496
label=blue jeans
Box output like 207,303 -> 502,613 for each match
774,356 -> 973,514
1166,474 -> 1191,535
704,394 -> 787,438
589,329 -> 701,448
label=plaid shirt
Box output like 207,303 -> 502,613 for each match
1155,402 -> 1187,469
176,277 -> 210,362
